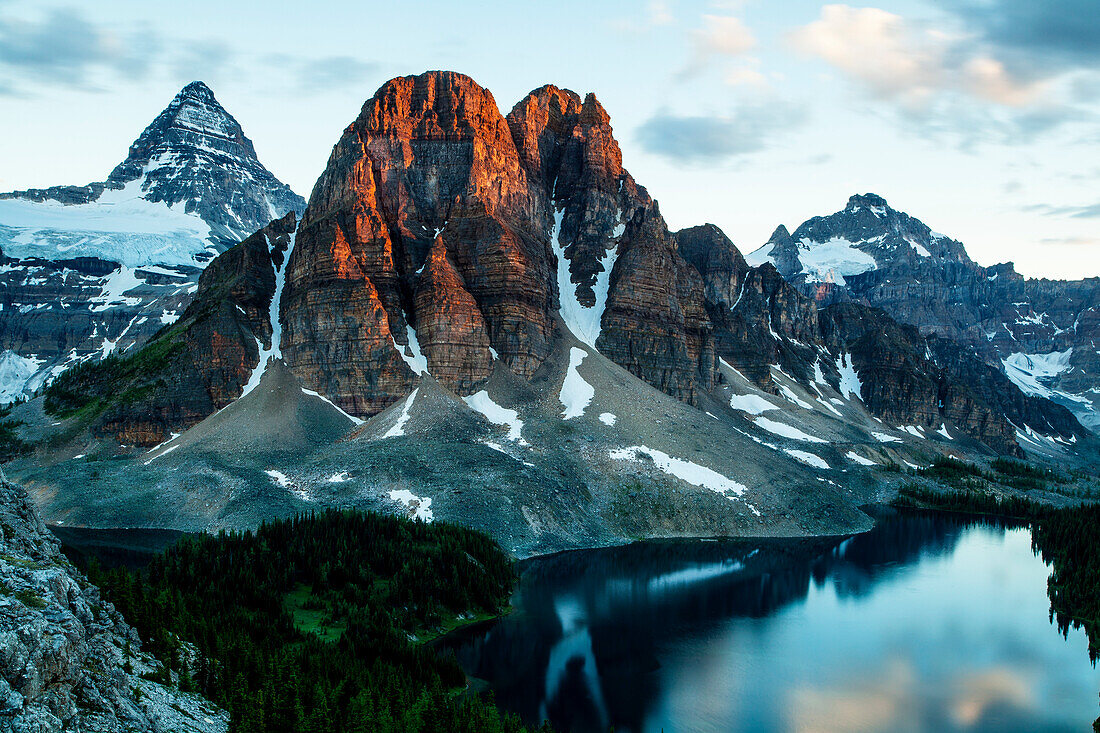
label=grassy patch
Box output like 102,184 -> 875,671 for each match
283,583 -> 346,643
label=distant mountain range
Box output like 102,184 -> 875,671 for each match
748,192 -> 1100,432
6,71 -> 1096,558
0,81 -> 304,401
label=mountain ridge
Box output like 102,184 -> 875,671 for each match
0,81 -> 305,405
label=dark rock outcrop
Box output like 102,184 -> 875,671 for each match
753,193 -> 1100,431
43,214 -> 296,446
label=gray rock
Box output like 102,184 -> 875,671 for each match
0,479 -> 227,733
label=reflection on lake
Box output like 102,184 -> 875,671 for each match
444,510 -> 1100,732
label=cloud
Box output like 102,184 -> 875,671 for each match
695,15 -> 755,56
789,4 -> 1095,147
677,14 -> 756,80
1023,201 -> 1100,219
939,0 -> 1100,72
296,56 -> 379,93
0,7 -> 160,88
171,39 -> 235,84
636,101 -> 804,164
1040,236 -> 1100,246
789,6 -> 1040,107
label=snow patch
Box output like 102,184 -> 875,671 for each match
783,449 -> 829,469
728,393 -> 777,415
381,388 -> 418,439
559,347 -> 594,419
609,445 -> 747,497
464,390 -> 527,444
936,423 -> 953,440
1002,350 -> 1077,402
327,472 -> 351,483
301,387 -> 365,425
794,236 -> 878,285
753,416 -> 827,443
0,351 -> 43,403
835,353 -> 862,401
871,431 -> 901,443
845,450 -> 876,466
389,489 -> 433,522
239,230 -> 296,399
599,412 -> 617,426
552,210 -> 618,349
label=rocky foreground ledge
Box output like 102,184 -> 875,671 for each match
0,479 -> 226,733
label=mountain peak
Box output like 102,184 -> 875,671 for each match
99,81 -> 303,245
846,193 -> 889,211
176,80 -> 218,105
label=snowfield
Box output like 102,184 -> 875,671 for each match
389,489 -> 434,522
0,178 -> 213,267
728,393 -> 778,415
752,416 -> 828,443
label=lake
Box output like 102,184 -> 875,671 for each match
444,510 -> 1100,732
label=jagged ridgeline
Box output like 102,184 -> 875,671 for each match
13,70 -> 1096,559
39,72 -> 1081,456
749,193 -> 1100,434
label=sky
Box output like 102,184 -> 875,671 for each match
0,0 -> 1098,278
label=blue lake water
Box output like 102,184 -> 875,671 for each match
446,510 -> 1100,732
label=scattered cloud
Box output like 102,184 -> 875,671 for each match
1023,201 -> 1100,219
0,7 -> 160,90
1040,236 -> 1100,246
0,5 -> 378,98
788,4 -> 1096,148
647,0 -> 674,27
170,39 -> 235,85
296,56 -> 379,93
938,0 -> 1100,73
789,6 -> 1040,107
636,101 -> 804,164
677,14 -> 756,80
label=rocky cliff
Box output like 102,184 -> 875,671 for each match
0,82 -> 304,405
0,479 -> 226,732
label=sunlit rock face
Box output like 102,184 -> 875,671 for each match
281,71 -> 719,415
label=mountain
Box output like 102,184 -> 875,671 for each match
0,478 -> 227,731
8,72 -> 1095,557
748,193 -> 1100,431
0,81 -> 305,403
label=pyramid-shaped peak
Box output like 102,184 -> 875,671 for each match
768,224 -> 792,241
846,193 -> 889,211
176,80 -> 219,104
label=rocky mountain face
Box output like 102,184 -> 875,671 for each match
36,72 -> 1089,460
0,479 -> 227,732
43,214 -> 295,447
748,193 -> 1100,431
0,82 -> 304,405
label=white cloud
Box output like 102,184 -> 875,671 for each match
789,5 -> 1041,109
695,14 -> 755,56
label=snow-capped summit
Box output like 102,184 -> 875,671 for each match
0,81 -> 304,267
103,81 -> 304,247
0,82 -> 305,402
746,193 -> 971,287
